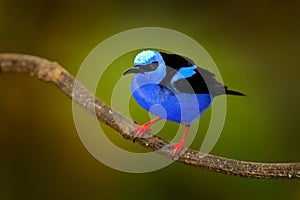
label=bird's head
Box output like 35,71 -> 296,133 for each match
123,50 -> 166,83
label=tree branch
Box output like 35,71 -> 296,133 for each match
0,53 -> 299,179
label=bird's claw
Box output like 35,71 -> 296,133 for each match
132,122 -> 152,142
171,141 -> 185,156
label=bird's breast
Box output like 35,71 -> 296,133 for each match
130,80 -> 212,124
131,83 -> 172,105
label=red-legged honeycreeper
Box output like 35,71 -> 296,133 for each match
123,50 -> 245,156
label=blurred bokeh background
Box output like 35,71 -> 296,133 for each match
0,0 -> 300,199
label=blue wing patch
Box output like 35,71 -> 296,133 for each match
158,52 -> 227,96
171,66 -> 197,84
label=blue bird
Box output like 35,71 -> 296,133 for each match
123,50 -> 245,156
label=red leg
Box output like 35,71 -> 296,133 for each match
133,117 -> 161,140
171,125 -> 190,156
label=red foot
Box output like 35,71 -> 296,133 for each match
133,121 -> 152,139
171,141 -> 185,156
133,118 -> 161,141
171,125 -> 190,156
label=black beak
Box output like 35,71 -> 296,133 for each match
123,67 -> 144,76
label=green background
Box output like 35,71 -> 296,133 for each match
0,0 -> 299,199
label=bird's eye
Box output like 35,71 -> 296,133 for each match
150,61 -> 159,70
141,61 -> 159,72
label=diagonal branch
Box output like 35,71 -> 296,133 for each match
0,53 -> 299,179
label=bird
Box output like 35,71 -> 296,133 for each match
123,50 -> 245,156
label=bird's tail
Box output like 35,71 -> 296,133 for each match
225,89 -> 246,96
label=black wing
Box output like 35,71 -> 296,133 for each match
160,52 -> 195,68
159,52 -> 244,96
159,52 -> 225,96
173,66 -> 227,96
